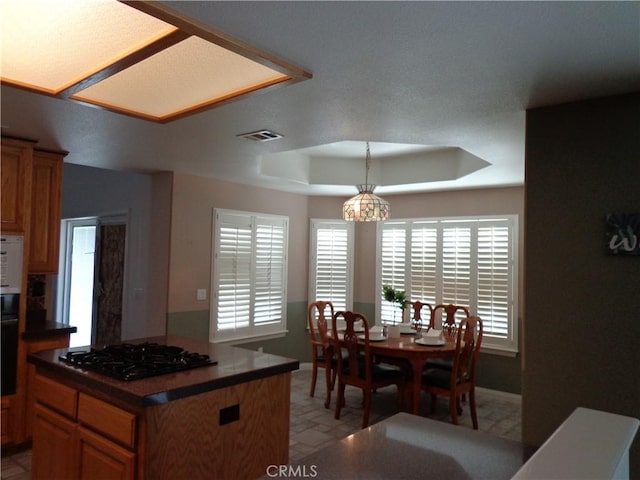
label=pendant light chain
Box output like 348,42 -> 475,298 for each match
364,141 -> 371,187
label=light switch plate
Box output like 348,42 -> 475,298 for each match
196,289 -> 207,301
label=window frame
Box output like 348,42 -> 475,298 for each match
308,219 -> 355,318
210,208 -> 289,343
376,215 -> 519,353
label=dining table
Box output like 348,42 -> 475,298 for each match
366,329 -> 457,415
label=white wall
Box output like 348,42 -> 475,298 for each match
61,163 -> 171,340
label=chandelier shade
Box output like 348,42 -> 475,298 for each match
343,184 -> 390,222
342,142 -> 390,222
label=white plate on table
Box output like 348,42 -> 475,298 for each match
358,334 -> 386,342
415,338 -> 445,347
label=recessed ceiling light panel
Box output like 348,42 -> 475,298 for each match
0,0 -> 176,94
0,0 -> 311,122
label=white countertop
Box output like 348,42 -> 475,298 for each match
512,407 -> 639,480
289,412 -> 534,479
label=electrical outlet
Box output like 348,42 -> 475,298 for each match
196,289 -> 207,301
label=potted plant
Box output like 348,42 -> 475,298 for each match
382,285 -> 407,338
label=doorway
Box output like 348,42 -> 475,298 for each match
59,214 -> 127,347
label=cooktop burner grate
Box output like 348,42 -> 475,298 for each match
59,342 -> 217,381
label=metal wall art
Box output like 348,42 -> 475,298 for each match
606,213 -> 640,255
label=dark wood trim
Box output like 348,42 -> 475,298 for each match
58,29 -> 191,98
121,0 -> 312,81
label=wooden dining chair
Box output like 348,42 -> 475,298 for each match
332,311 -> 406,428
421,316 -> 483,429
432,303 -> 470,338
410,301 -> 434,333
307,301 -> 336,408
427,304 -> 471,383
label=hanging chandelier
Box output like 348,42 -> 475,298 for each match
342,142 -> 390,222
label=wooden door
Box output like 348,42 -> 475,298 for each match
94,224 -> 126,345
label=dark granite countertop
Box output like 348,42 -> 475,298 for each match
22,320 -> 77,340
288,412 -> 535,480
28,335 -> 299,409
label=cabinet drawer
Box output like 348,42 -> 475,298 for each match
78,393 -> 136,449
34,374 -> 77,419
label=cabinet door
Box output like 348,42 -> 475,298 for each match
25,336 -> 71,439
1,138 -> 33,233
32,403 -> 78,480
78,426 -> 136,480
29,150 -> 64,272
1,396 -> 15,445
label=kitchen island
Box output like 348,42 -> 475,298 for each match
28,335 -> 298,480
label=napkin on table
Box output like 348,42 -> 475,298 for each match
423,328 -> 442,338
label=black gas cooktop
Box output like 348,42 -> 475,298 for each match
59,342 -> 217,381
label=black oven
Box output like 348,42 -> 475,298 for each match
1,293 -> 19,396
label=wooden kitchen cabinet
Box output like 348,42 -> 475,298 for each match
24,335 -> 72,438
32,373 -> 137,480
1,396 -> 16,445
29,149 -> 65,273
32,403 -> 78,480
29,339 -> 296,479
1,137 -> 34,233
78,427 -> 135,480
32,404 -> 135,480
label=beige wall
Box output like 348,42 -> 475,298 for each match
168,173 -> 310,314
168,177 -> 524,312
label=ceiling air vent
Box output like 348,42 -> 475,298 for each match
237,129 -> 283,142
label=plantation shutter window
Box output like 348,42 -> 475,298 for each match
212,209 -> 288,342
477,222 -> 512,338
377,216 -> 518,353
309,220 -> 354,316
410,223 -> 438,306
380,225 -> 407,323
441,224 -> 472,308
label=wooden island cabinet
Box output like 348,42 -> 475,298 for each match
29,336 -> 298,480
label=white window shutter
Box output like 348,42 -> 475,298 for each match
441,225 -> 472,307
216,214 -> 252,332
212,209 -> 288,342
410,223 -> 438,304
377,216 -> 518,353
380,226 -> 407,323
477,223 -> 512,338
254,218 -> 286,326
310,221 -> 353,313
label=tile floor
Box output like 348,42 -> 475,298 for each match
1,362 -> 521,479
288,362 -> 522,462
